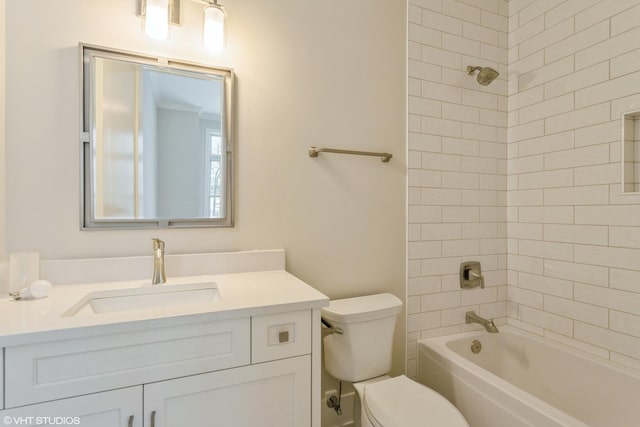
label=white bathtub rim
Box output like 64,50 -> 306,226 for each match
419,345 -> 568,427
418,328 -> 587,427
416,326 -> 631,427
422,325 -> 640,382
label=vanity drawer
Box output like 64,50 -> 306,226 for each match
5,318 -> 250,408
251,310 -> 311,363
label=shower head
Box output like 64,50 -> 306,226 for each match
467,66 -> 500,86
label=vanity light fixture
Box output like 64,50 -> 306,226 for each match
202,0 -> 226,53
136,0 -> 226,52
144,0 -> 170,40
137,0 -> 180,40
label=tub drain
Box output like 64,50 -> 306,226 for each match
471,339 -> 482,354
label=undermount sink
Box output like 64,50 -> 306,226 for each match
63,282 -> 219,316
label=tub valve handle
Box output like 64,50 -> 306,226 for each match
460,261 -> 485,289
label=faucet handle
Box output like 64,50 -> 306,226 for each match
152,238 -> 165,250
460,261 -> 485,289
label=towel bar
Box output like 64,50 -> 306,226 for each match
308,146 -> 392,162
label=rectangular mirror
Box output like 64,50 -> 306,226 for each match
81,44 -> 234,228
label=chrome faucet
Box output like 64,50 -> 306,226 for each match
151,238 -> 166,285
465,311 -> 498,333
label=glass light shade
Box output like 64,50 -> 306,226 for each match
145,0 -> 170,40
203,4 -> 225,53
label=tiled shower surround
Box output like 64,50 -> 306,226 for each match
408,0 -> 640,375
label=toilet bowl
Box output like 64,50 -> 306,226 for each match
322,293 -> 469,427
353,375 -> 468,427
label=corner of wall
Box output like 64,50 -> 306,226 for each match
406,0 -> 509,376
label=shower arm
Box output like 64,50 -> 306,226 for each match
467,66 -> 483,75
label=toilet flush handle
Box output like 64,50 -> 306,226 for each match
321,318 -> 343,334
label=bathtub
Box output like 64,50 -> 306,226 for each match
417,327 -> 640,427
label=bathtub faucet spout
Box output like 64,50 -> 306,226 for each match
466,311 -> 499,333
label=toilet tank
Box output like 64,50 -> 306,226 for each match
322,293 -> 402,382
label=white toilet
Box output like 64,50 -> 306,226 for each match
322,293 -> 469,427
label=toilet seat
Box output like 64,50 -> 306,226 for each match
362,376 -> 469,427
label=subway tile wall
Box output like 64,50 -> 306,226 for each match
508,0 -> 640,371
407,0 -> 509,377
408,0 -> 640,374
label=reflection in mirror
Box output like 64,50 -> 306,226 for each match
81,45 -> 234,228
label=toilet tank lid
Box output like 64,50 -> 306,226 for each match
321,293 -> 402,323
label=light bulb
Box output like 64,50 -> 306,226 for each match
145,0 -> 170,40
203,3 -> 225,53
14,280 -> 52,300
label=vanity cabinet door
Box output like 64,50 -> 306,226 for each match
144,355 -> 311,427
0,386 -> 142,427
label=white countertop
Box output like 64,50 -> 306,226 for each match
0,270 -> 329,347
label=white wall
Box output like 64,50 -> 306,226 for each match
142,71 -> 158,217
407,0 -> 640,375
4,1 -> 405,290
3,1 -> 406,423
406,0 -> 509,377
507,0 -> 640,370
157,108 -> 204,218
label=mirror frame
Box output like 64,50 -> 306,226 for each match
80,43 -> 234,229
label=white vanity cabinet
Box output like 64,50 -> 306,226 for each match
0,253 -> 328,427
144,310 -> 313,427
4,318 -> 251,408
0,308 -> 318,427
0,387 -> 142,427
145,355 -> 310,427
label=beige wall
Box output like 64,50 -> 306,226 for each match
3,0 -> 406,420
0,0 -> 7,294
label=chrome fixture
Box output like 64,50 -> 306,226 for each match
467,65 -> 500,86
470,339 -> 482,354
465,311 -> 499,333
136,0 -> 226,52
321,317 -> 343,335
327,395 -> 342,415
151,238 -> 166,284
460,261 -> 484,289
327,382 -> 343,415
308,146 -> 393,163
